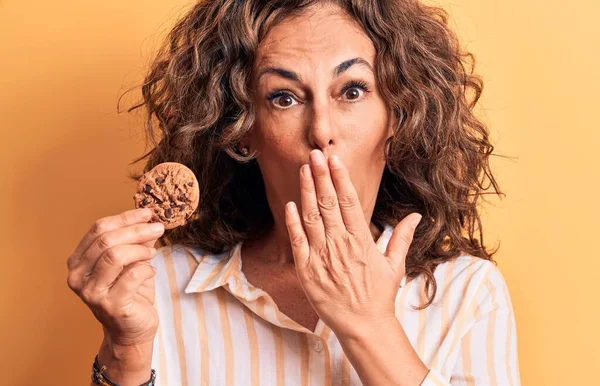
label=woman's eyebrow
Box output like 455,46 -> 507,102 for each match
257,57 -> 373,84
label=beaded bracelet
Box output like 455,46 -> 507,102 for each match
91,355 -> 156,386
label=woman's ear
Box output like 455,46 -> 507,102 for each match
237,132 -> 254,157
240,130 -> 254,149
239,140 -> 250,152
387,108 -> 398,137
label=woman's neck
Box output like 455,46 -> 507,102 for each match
242,220 -> 383,267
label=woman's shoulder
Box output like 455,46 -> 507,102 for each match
434,254 -> 514,314
149,244 -> 207,285
151,242 -> 237,264
147,244 -> 204,288
439,254 -> 508,287
151,243 -> 208,264
149,243 -> 239,294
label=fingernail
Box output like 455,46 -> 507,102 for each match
310,150 -> 324,165
329,155 -> 340,169
286,201 -> 296,213
149,222 -> 164,232
302,164 -> 311,179
410,214 -> 423,228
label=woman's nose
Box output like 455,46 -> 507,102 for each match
307,100 -> 338,153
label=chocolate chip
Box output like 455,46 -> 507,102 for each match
165,208 -> 173,218
179,204 -> 186,211
178,195 -> 187,202
142,197 -> 152,206
155,176 -> 165,184
187,181 -> 193,187
144,184 -> 152,193
149,192 -> 163,204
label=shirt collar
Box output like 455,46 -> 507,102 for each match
184,221 -> 399,295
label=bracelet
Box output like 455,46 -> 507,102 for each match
91,354 -> 156,386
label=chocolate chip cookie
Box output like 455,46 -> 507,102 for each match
133,162 -> 199,229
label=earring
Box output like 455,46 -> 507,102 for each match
240,146 -> 249,156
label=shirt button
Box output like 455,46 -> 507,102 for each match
314,340 -> 323,352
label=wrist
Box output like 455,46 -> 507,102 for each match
337,314 -> 400,343
337,316 -> 428,386
96,337 -> 154,385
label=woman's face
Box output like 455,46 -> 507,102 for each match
246,3 -> 394,227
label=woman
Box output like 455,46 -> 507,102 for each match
67,0 -> 521,385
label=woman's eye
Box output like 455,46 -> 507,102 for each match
268,92 -> 298,109
341,80 -> 370,101
343,87 -> 363,100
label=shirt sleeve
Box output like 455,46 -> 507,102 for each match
421,263 -> 521,386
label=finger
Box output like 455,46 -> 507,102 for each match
67,208 -> 153,271
107,261 -> 156,305
69,222 -> 164,290
385,213 -> 422,270
86,244 -> 158,292
327,155 -> 370,236
143,238 -> 161,248
285,201 -> 310,272
309,149 -> 346,236
299,163 -> 325,247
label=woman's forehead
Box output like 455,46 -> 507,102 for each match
255,5 -> 373,63
254,32 -> 374,82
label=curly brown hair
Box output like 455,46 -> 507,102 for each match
120,0 -> 506,309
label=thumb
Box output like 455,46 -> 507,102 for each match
385,213 -> 422,272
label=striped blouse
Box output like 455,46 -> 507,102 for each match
149,222 -> 521,385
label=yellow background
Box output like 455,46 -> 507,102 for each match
1,1 -> 598,384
